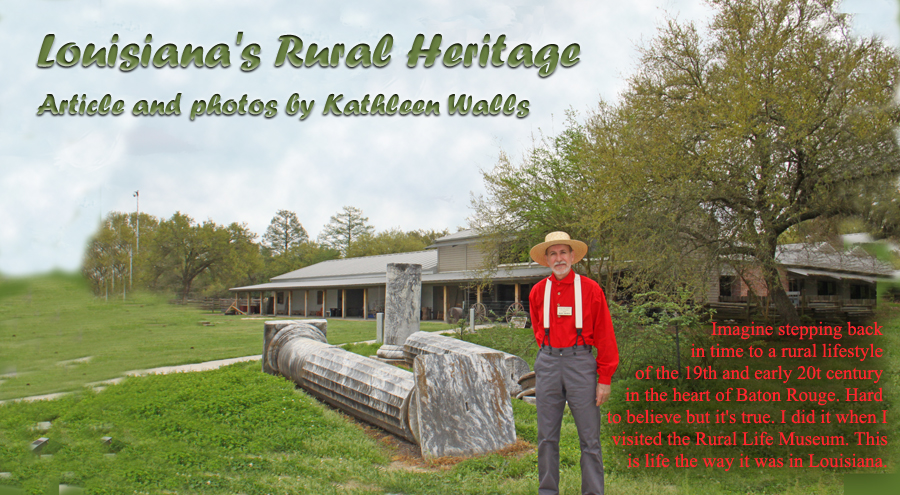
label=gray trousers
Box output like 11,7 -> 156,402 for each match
535,346 -> 604,495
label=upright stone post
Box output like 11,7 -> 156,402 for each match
376,312 -> 384,344
376,263 -> 421,361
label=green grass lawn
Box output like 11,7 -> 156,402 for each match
0,273 -> 896,494
0,273 -> 452,401
0,361 -> 706,495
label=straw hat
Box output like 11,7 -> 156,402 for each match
529,231 -> 588,267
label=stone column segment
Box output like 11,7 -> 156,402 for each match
403,331 -> 531,396
377,263 -> 422,360
263,320 -> 328,374
411,353 -> 517,458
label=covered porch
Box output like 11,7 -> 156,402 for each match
228,279 -> 540,322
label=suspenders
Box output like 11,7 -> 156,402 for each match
542,274 -> 589,351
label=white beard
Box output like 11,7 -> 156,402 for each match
552,263 -> 570,277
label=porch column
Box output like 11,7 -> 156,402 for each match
341,289 -> 346,318
304,290 -> 309,317
258,291 -> 264,316
514,283 -> 520,304
288,291 -> 292,316
246,292 -> 250,315
363,288 -> 368,319
443,286 -> 448,322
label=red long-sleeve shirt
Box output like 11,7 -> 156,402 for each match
529,270 -> 619,385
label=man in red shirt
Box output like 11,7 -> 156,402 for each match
528,231 -> 619,495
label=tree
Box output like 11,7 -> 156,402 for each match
263,241 -> 341,279
83,212 -> 133,296
619,0 -> 900,323
204,222 -> 266,295
262,210 -> 308,256
148,212 -> 241,301
345,228 -> 450,258
318,206 -> 374,256
83,211 -> 159,296
472,109 -> 708,300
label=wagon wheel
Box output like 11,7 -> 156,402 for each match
473,303 -> 488,322
505,302 -> 525,322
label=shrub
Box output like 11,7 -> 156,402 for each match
610,290 -> 712,379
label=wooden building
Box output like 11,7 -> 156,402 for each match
708,242 -> 893,322
231,231 -> 894,324
229,229 -> 551,321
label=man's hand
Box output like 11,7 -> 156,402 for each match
595,383 -> 611,406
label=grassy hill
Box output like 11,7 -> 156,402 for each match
0,273 -> 450,401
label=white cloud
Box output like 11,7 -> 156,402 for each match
54,131 -> 125,172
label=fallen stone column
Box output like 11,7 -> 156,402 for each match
274,335 -> 417,440
403,331 -> 531,396
263,320 -> 327,374
265,322 -> 516,457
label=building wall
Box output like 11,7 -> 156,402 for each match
325,289 -> 339,314
367,286 -> 385,313
707,270 -> 720,304
287,289 -> 323,315
437,244 -> 489,272
466,244 -> 485,270
438,245 -> 466,271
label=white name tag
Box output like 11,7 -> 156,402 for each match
557,306 -> 572,316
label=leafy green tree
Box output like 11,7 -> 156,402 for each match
408,228 -> 452,247
470,110 -> 700,299
474,0 -> 900,321
263,241 -> 340,278
472,125 -> 595,268
149,212 -> 246,301
620,0 -> 900,323
204,222 -> 266,295
262,209 -> 308,256
345,228 -> 450,258
83,212 -> 159,296
318,206 -> 374,256
83,213 -> 132,296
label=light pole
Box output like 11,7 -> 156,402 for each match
133,191 -> 140,253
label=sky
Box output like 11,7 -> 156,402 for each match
0,0 -> 897,276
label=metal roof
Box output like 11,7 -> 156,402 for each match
229,255 -> 551,292
272,250 -> 437,280
430,228 -> 479,246
423,264 -> 551,283
230,276 -> 386,291
775,243 -> 893,277
785,268 -> 881,284
231,250 -> 438,292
